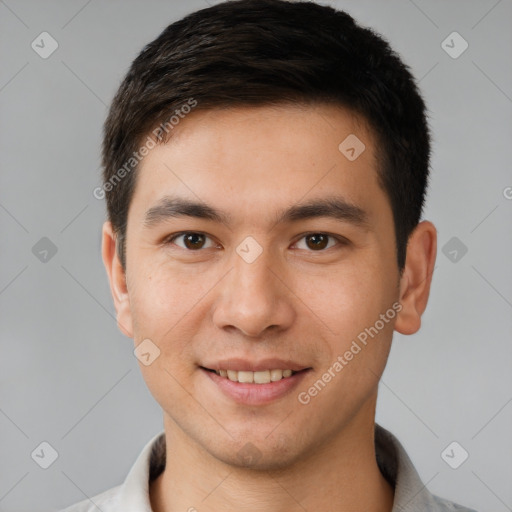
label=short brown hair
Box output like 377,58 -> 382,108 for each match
101,0 -> 431,272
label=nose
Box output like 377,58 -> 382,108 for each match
211,246 -> 296,338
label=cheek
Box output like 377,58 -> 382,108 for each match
130,259 -> 191,323
128,261 -> 220,366
129,268 -> 202,406
127,268 -> 196,364
294,261 -> 392,340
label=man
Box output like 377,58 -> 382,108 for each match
61,0 -> 478,510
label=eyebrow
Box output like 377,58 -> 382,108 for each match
143,195 -> 370,229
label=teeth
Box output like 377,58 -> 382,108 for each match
238,371 -> 254,383
215,368 -> 296,383
270,369 -> 283,381
254,370 -> 270,384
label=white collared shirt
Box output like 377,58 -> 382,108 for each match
59,424 -> 478,512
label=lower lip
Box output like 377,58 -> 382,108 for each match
201,368 -> 311,405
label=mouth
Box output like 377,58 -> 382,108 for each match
200,366 -> 309,384
199,364 -> 312,405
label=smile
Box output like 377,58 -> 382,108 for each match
200,366 -> 311,405
212,368 -> 297,384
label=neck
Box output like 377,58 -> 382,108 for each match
150,402 -> 394,512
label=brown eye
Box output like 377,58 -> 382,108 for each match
182,233 -> 205,250
305,234 -> 329,250
167,232 -> 215,250
295,233 -> 340,252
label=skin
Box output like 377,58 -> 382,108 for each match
102,104 -> 437,512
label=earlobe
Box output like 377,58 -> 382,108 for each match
101,221 -> 134,338
394,220 -> 437,336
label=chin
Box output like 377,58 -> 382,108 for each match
204,434 -> 303,472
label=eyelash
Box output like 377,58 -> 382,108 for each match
163,231 -> 348,253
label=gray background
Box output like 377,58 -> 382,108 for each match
1,1 -> 511,511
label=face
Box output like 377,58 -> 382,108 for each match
107,104 -> 407,469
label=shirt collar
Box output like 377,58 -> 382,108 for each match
374,424 -> 444,510
118,430 -> 165,512
117,424 -> 445,511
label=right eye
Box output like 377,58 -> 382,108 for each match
164,232 -> 218,251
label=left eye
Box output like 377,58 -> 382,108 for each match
294,233 -> 341,251
164,232 -> 343,252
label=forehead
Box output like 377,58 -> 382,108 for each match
128,104 -> 389,229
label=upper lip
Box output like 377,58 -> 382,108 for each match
201,358 -> 311,372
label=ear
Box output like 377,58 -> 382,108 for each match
394,220 -> 437,335
101,221 -> 134,338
